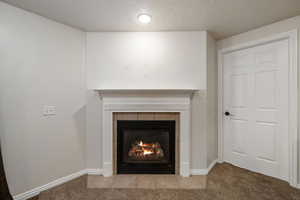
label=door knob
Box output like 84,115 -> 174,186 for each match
224,111 -> 231,116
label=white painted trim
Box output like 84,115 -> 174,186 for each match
96,89 -> 198,96
191,159 -> 217,175
13,169 -> 87,200
86,168 -> 104,175
218,29 -> 298,187
101,94 -> 192,177
190,169 -> 208,175
207,159 -> 218,173
104,104 -> 190,111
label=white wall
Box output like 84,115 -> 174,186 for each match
190,33 -> 218,170
217,15 -> 300,183
0,2 -> 86,196
85,31 -> 214,171
86,90 -> 102,169
86,32 -> 207,90
206,33 -> 218,167
191,91 -> 208,169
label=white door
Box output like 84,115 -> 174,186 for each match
223,39 -> 289,181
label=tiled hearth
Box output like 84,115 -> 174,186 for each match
87,175 -> 206,189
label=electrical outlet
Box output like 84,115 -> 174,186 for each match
48,106 -> 56,115
43,106 -> 56,116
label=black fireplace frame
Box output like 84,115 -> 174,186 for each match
117,120 -> 176,174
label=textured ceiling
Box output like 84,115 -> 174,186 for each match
2,0 -> 300,39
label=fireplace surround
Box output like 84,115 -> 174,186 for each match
117,120 -> 176,174
100,90 -> 194,177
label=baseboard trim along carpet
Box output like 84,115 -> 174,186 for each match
86,168 -> 104,175
191,159 -> 217,175
13,170 -> 87,200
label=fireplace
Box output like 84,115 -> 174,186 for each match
117,120 -> 176,174
102,93 -> 192,177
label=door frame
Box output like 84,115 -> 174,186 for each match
217,30 -> 298,187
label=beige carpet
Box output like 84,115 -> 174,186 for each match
33,163 -> 300,200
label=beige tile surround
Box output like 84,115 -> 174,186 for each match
113,112 -> 180,175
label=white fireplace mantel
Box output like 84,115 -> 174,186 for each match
97,89 -> 197,177
97,89 -> 198,96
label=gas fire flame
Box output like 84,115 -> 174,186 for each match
128,140 -> 164,159
138,141 -> 154,155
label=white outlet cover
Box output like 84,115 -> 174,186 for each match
43,106 -> 56,116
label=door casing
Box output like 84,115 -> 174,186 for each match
217,30 -> 298,187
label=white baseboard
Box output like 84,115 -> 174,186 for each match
190,169 -> 208,175
13,169 -> 87,200
191,159 -> 217,175
207,159 -> 218,172
86,168 -> 103,175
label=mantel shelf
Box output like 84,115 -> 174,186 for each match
94,89 -> 199,96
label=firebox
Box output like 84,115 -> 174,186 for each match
117,120 -> 176,174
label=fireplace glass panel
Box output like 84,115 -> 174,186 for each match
124,129 -> 169,163
117,120 -> 175,174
